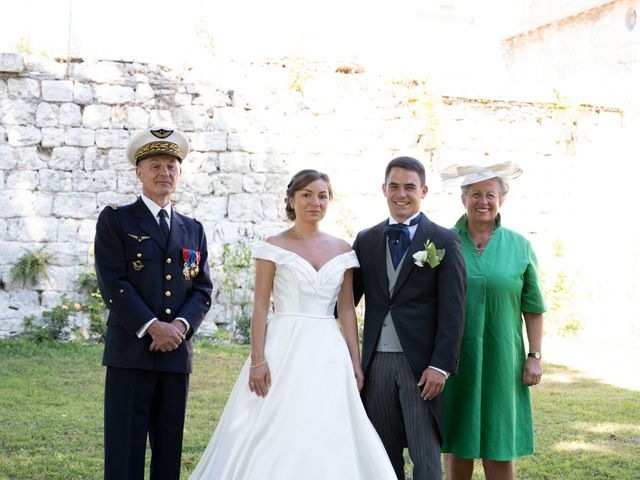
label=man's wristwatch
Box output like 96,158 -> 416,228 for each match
527,352 -> 542,360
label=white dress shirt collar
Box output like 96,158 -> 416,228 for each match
140,194 -> 172,223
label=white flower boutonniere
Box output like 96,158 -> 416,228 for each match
413,240 -> 445,268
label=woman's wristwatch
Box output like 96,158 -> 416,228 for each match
527,352 -> 542,360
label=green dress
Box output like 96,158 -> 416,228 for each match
442,214 -> 546,460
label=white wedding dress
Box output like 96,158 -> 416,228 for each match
189,243 -> 396,480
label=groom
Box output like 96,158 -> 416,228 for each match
353,156 -> 466,479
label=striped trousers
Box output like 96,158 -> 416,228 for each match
363,352 -> 442,480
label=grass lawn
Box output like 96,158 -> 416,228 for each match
1,339 -> 639,479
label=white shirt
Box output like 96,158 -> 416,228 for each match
136,194 -> 190,339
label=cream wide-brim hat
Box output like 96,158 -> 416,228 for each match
440,161 -> 523,188
126,127 -> 190,166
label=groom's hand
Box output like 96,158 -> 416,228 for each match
417,368 -> 446,400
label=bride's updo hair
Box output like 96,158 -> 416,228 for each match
285,169 -> 333,221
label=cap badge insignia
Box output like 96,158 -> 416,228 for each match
150,128 -> 173,139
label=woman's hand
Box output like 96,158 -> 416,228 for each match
353,363 -> 365,391
248,361 -> 271,397
522,357 -> 542,386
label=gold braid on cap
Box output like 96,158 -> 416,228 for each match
135,141 -> 181,163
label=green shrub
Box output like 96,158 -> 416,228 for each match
21,300 -> 78,342
221,242 -> 255,344
10,248 -> 52,286
77,271 -> 107,342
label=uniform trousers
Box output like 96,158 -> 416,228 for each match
363,352 -> 442,480
104,367 -> 189,480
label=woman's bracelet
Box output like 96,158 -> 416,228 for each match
250,360 -> 268,369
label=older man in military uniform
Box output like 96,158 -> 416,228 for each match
95,127 -> 213,480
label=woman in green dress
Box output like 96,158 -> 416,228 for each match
439,162 -> 545,480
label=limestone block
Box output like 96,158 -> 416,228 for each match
185,151 -> 218,173
57,218 -> 80,242
64,128 -> 95,147
95,84 -> 135,104
194,196 -> 228,222
43,265 -> 77,292
95,129 -> 129,149
36,102 -> 59,127
0,219 -> 6,240
227,132 -> 273,154
53,192 -> 97,219
212,173 -> 243,195
73,170 -> 117,192
40,169 -> 73,192
125,106 -> 149,129
58,103 -> 82,127
174,93 -> 192,106
6,217 -> 58,242
82,104 -> 112,129
0,126 -> 4,143
227,193 -> 266,222
135,83 -> 155,103
219,152 -> 251,173
0,241 -> 29,265
250,152 -> 285,173
41,80 -> 74,102
0,53 -> 24,73
83,147 -> 105,171
3,100 -> 36,125
260,194 -> 281,220
253,221 -> 286,239
7,78 -> 39,99
41,127 -> 65,147
107,149 -> 131,172
174,106 -> 208,130
182,171 -> 213,195
7,126 -> 41,146
6,170 -> 39,190
149,109 -> 173,126
73,82 -> 93,104
0,79 -> 6,98
9,290 -> 39,309
17,147 -> 48,170
242,172 -> 266,193
81,61 -> 125,83
51,146 -> 82,171
0,145 -> 17,169
189,131 -> 227,152
263,174 -> 290,193
45,242 -> 89,266
4,191 -> 53,217
115,172 -> 138,192
78,218 -> 100,242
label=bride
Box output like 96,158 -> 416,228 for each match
189,169 -> 396,479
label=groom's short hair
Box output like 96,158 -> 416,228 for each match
385,156 -> 426,186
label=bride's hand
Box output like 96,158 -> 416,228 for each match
353,364 -> 365,391
248,362 -> 271,398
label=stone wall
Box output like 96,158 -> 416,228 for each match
1,52 -> 637,340
503,0 -> 640,106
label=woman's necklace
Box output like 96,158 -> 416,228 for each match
472,230 -> 494,254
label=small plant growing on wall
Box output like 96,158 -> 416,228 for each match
77,270 -> 107,342
221,242 -> 255,344
10,248 -> 53,287
21,299 -> 80,342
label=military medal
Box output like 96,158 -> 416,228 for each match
182,249 -> 201,279
132,260 -> 144,271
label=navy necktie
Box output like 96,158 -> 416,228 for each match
158,209 -> 170,243
384,213 -> 422,269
